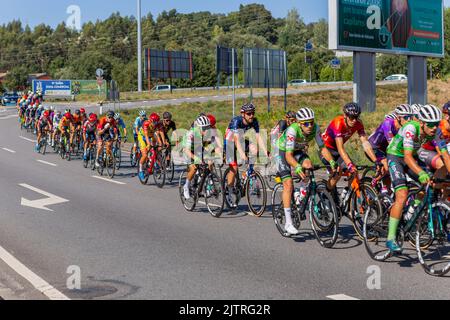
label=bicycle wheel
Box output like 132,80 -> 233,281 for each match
138,160 -> 150,185
39,139 -> 47,155
309,185 -> 339,248
167,155 -> 175,183
204,170 -> 225,218
152,152 -> 166,188
130,145 -> 137,167
363,200 -> 393,262
271,184 -> 290,237
179,170 -> 197,212
245,170 -> 267,217
105,152 -> 116,179
114,146 -> 122,171
222,167 -> 241,210
350,182 -> 382,240
416,202 -> 450,276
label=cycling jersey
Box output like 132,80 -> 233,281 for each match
116,118 -> 126,130
421,120 -> 450,152
72,114 -> 82,126
83,120 -> 97,134
369,117 -> 397,152
38,116 -> 52,129
139,120 -> 162,139
134,117 -> 145,131
277,123 -> 324,153
162,120 -> 177,135
270,120 -> 289,148
53,114 -> 62,128
322,115 -> 366,150
225,116 -> 260,141
59,116 -> 72,131
387,121 -> 438,157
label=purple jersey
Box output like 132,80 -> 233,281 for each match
369,117 -> 397,151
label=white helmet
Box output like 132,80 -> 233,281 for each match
411,104 -> 422,116
296,107 -> 315,121
418,104 -> 442,123
386,113 -> 398,120
139,110 -> 147,117
395,104 -> 412,116
195,115 -> 211,129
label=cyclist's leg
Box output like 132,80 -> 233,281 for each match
320,147 -> 343,191
277,151 -> 297,232
138,136 -> 148,174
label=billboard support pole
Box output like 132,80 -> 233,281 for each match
284,51 -> 287,112
232,48 -> 236,118
137,0 -> 142,92
408,56 -> 427,105
250,49 -> 253,103
353,52 -> 376,113
267,50 -> 271,113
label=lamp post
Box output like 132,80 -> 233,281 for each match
137,0 -> 142,92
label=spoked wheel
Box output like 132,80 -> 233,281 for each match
130,145 -> 138,167
114,146 -> 122,171
39,139 -> 47,155
363,202 -> 393,262
179,170 -> 197,212
245,170 -> 267,217
223,167 -> 241,210
138,160 -> 150,185
166,155 -> 175,183
105,152 -> 116,179
89,147 -> 97,171
416,202 -> 450,276
350,182 -> 382,240
271,184 -> 295,238
153,151 -> 166,188
204,170 -> 225,218
309,184 -> 339,248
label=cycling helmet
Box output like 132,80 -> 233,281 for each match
139,110 -> 147,117
395,104 -> 413,116
80,108 -> 86,114
418,104 -> 442,123
75,109 -> 81,116
106,110 -> 115,119
207,114 -> 217,127
64,112 -> 72,119
44,106 -> 50,111
114,113 -> 120,120
65,109 -> 71,114
195,115 -> 211,129
150,113 -> 160,123
286,111 -> 297,119
343,102 -> 362,118
163,112 -> 172,120
89,114 -> 98,122
241,103 -> 256,113
385,113 -> 398,120
410,104 -> 422,116
296,107 -> 315,121
56,110 -> 61,115
443,101 -> 450,115
43,110 -> 50,117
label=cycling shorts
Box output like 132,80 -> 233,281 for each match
85,132 -> 96,142
387,155 -> 419,191
138,134 -> 152,152
417,148 -> 441,170
319,147 -> 347,172
276,151 -> 309,181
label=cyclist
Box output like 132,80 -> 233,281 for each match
114,112 -> 128,143
411,104 -> 422,121
367,104 -> 414,174
162,112 -> 177,147
386,104 -> 443,253
276,107 -> 335,235
96,111 -> 118,168
71,109 -> 83,151
224,103 -> 269,207
271,111 -> 297,148
35,110 -> 53,152
133,110 -> 147,155
182,115 -> 221,199
320,102 -> 379,194
83,113 -> 98,161
80,108 -> 87,125
137,113 -> 166,181
52,110 -> 63,148
59,111 -> 73,150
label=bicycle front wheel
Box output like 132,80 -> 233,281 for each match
115,146 -> 122,170
271,183 -> 290,237
416,202 -> 450,276
179,170 -> 197,212
245,170 -> 267,217
105,152 -> 116,179
350,182 -> 382,240
204,171 -> 225,218
130,145 -> 137,167
309,185 -> 339,248
152,152 -> 166,188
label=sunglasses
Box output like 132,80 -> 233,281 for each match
425,122 -> 440,128
401,115 -> 413,121
301,121 -> 314,128
245,112 -> 255,116
347,116 -> 359,121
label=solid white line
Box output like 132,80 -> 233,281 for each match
0,245 -> 70,300
37,160 -> 57,167
327,294 -> 359,300
92,176 -> 126,185
2,148 -> 16,153
19,136 -> 36,143
0,114 -> 18,120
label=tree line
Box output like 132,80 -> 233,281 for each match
1,4 -> 449,93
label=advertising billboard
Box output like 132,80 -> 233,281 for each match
32,80 -> 72,96
243,48 -> 287,89
329,0 -> 444,58
144,49 -> 194,80
71,80 -> 107,95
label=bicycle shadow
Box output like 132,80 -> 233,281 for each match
332,224 -> 364,249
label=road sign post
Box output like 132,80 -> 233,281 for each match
408,56 -> 427,105
353,52 -> 376,113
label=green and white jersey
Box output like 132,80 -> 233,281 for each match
277,123 -> 324,153
387,121 -> 434,157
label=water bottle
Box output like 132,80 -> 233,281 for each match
405,201 -> 418,221
340,187 -> 349,203
381,186 -> 389,195
294,189 -> 302,206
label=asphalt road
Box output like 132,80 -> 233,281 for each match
0,106 -> 448,300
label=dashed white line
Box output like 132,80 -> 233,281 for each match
37,160 -> 57,167
19,136 -> 37,143
0,245 -> 70,300
92,176 -> 126,185
2,148 -> 16,153
327,294 -> 359,300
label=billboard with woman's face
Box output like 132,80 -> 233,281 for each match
329,0 -> 444,58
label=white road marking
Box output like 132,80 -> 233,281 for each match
37,160 -> 57,167
0,114 -> 18,120
92,176 -> 126,185
327,294 -> 360,300
0,245 -> 70,300
19,136 -> 36,143
186,98 -> 192,100
2,148 -> 16,153
19,184 -> 69,212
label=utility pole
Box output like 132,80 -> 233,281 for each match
137,0 -> 142,92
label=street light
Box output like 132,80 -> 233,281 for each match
137,0 -> 142,92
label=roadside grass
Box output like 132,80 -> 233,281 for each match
117,81 -> 448,166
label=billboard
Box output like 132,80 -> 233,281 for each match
216,46 -> 239,75
144,49 -> 194,80
329,0 -> 444,58
71,80 -> 107,95
243,48 -> 287,88
32,80 -> 72,96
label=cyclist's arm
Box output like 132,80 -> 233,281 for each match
256,133 -> 268,157
441,149 -> 450,173
404,149 -> 423,176
361,135 -> 378,163
233,132 -> 247,160
335,137 -> 352,166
